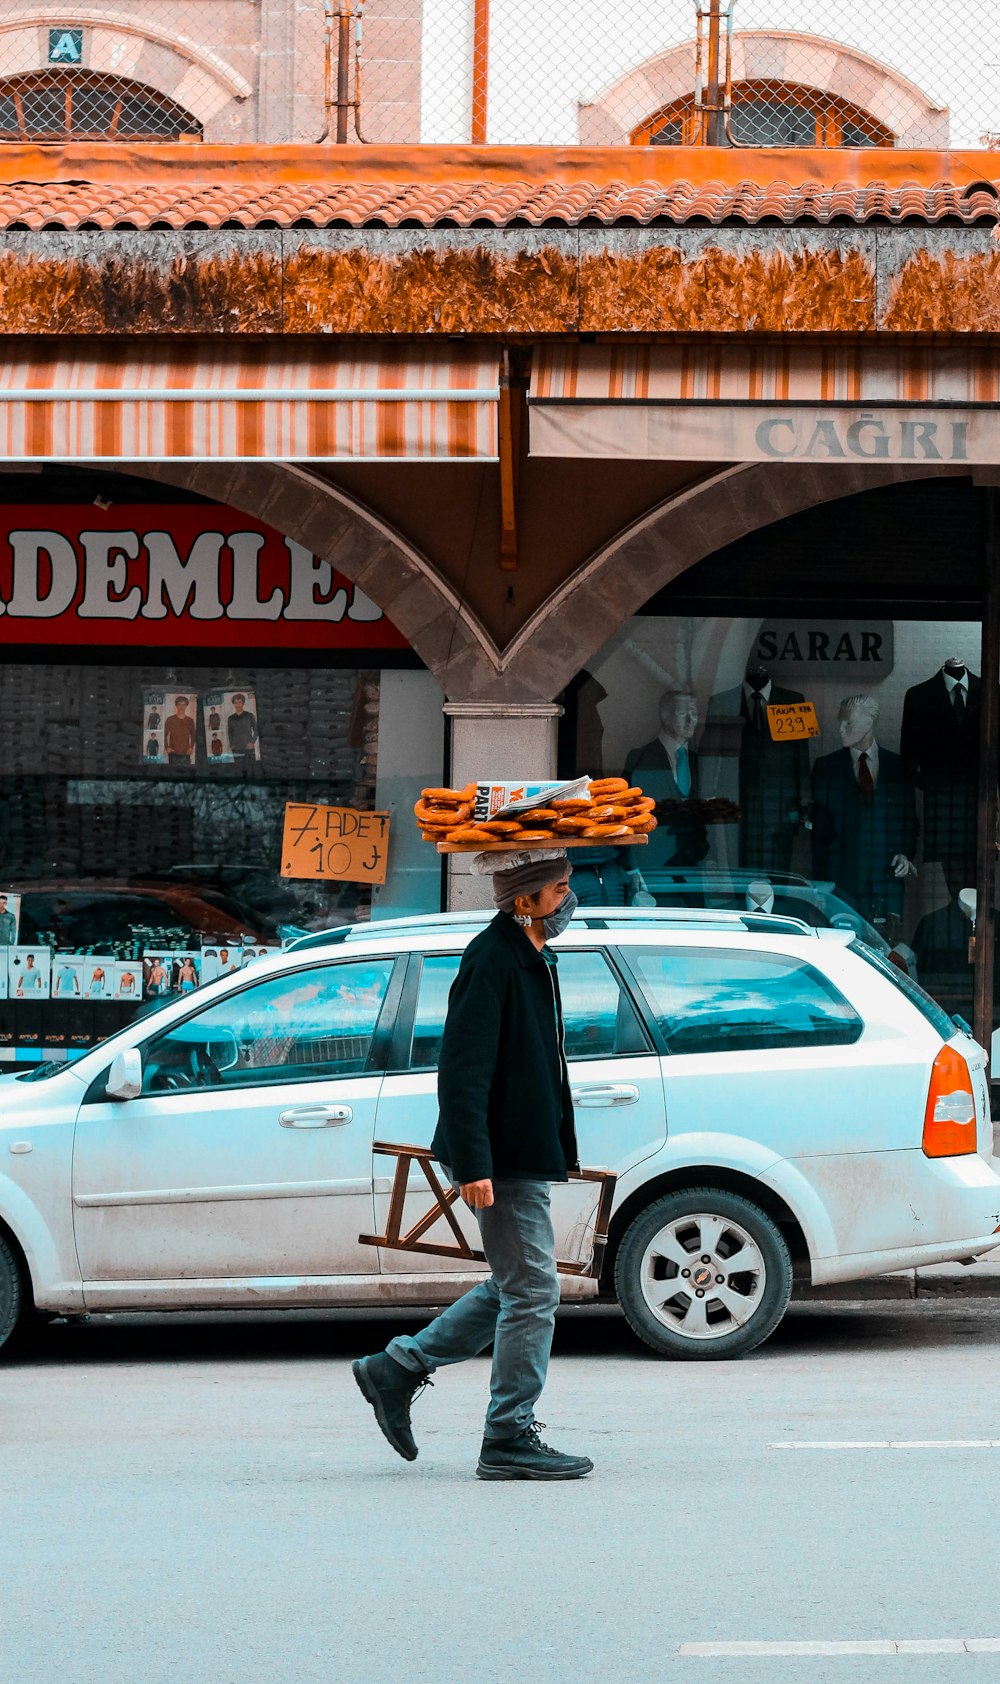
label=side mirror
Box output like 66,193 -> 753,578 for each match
106,1048 -> 142,1101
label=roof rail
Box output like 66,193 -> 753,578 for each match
286,906 -> 816,951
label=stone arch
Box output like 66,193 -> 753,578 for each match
498,460 -> 974,703
578,30 -> 948,147
0,10 -> 252,131
121,458 -> 502,695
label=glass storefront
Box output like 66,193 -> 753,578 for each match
0,491 -> 445,1062
565,611 -> 984,1033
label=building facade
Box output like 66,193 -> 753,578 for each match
0,12 -> 998,1067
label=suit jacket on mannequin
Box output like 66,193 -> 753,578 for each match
701,681 -> 808,873
900,669 -> 979,879
623,736 -> 708,869
811,744 -> 917,923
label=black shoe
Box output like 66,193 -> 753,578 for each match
476,1421 -> 593,1481
352,1351 -> 433,1462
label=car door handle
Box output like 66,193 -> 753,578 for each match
279,1105 -> 353,1128
571,1084 -> 640,1108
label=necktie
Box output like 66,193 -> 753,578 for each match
952,684 -> 967,722
675,745 -> 691,798
857,750 -> 875,801
750,690 -> 764,733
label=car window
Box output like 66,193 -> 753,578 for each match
140,959 -> 395,1093
848,939 -> 957,1039
557,949 -> 650,1059
628,946 -> 863,1055
409,954 -> 462,1070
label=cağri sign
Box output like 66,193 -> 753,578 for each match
0,504 -> 408,649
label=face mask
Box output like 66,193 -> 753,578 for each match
542,889 -> 578,940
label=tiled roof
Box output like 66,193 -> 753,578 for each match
0,176 -> 996,230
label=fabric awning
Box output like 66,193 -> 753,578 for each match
0,346 -> 500,462
529,346 -> 1000,465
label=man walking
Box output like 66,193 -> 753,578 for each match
353,850 -> 593,1481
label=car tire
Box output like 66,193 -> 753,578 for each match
614,1187 -> 792,1360
0,1229 -> 23,1355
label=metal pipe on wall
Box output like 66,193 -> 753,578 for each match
472,0 -> 489,144
973,487 -> 1000,1057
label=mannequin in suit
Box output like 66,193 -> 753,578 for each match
811,693 -> 918,928
701,662 -> 809,873
624,688 -> 708,869
900,656 -> 979,896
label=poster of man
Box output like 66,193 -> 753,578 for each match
201,944 -> 242,983
173,953 -> 201,994
0,892 -> 21,946
143,690 -> 198,767
115,961 -> 143,1001
52,955 -> 86,999
142,951 -> 173,999
204,689 -> 261,767
9,947 -> 51,999
83,962 -> 113,1001
241,944 -> 280,966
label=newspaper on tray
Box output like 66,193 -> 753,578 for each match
473,776 -> 591,822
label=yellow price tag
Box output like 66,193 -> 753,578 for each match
766,701 -> 819,742
281,803 -> 390,884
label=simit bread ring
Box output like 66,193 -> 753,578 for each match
446,824 -> 499,844
626,816 -> 658,833
616,787 -> 646,802
478,819 -> 522,836
414,798 -> 472,825
588,777 -> 629,795
555,816 -> 595,834
582,823 -> 631,838
509,827 -> 559,840
518,808 -> 561,824
551,797 -> 592,813
582,805 -> 617,823
421,785 -> 476,802
621,796 -> 656,813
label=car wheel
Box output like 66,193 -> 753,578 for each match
614,1187 -> 792,1360
0,1230 -> 23,1354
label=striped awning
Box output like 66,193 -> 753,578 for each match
529,346 -> 1000,465
0,346 -> 500,462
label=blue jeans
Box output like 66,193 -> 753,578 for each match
385,1177 -> 560,1443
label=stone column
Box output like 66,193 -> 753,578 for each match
442,701 -> 563,909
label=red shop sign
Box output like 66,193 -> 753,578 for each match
0,504 -> 409,650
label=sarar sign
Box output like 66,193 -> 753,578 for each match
755,620 -> 894,683
0,504 -> 408,649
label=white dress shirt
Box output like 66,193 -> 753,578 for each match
849,741 -> 879,788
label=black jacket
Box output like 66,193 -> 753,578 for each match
431,913 -> 579,1184
811,744 -> 917,919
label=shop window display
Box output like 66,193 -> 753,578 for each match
565,616 -> 983,1031
0,659 -> 385,1059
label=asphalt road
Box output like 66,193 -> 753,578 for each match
5,1302 -> 1000,1684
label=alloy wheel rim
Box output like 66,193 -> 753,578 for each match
639,1212 -> 767,1340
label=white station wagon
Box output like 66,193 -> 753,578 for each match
1,908 -> 998,1360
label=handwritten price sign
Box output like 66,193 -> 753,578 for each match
281,803 -> 390,884
766,701 -> 819,742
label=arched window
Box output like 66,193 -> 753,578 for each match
633,79 -> 894,148
0,71 -> 202,141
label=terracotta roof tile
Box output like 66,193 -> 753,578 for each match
0,175 -> 995,230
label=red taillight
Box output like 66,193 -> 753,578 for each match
922,1045 -> 977,1158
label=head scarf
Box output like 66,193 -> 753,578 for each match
483,851 -> 571,914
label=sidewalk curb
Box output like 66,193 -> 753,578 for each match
794,1263 -> 1000,1303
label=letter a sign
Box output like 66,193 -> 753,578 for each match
49,28 -> 83,64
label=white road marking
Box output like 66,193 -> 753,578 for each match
679,1639 -> 1000,1657
770,1440 -> 1000,1450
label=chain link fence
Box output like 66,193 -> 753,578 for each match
0,2 -> 994,149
